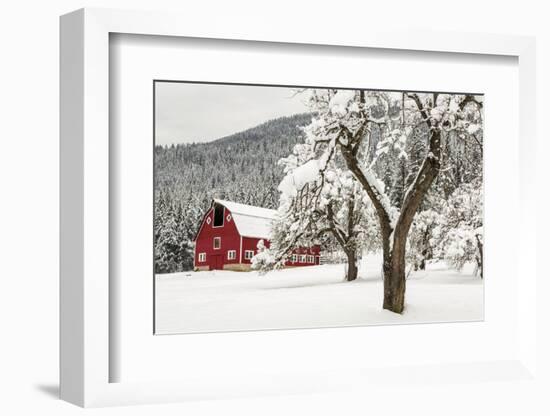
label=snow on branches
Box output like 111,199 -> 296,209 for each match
250,86 -> 483,312
433,179 -> 483,277
278,88 -> 484,311
252,119 -> 379,280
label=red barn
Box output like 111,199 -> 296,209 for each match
194,199 -> 321,271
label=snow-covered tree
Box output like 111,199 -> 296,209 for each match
406,208 -> 440,271
433,179 -> 483,277
299,89 -> 483,312
252,136 -> 379,281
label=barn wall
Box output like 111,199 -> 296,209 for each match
241,237 -> 270,265
195,202 -> 322,270
241,237 -> 320,267
194,206 -> 241,270
287,245 -> 321,266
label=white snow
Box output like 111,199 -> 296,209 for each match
215,199 -> 276,220
430,106 -> 445,122
363,169 -> 393,216
467,123 -> 481,134
328,90 -> 356,116
448,97 -> 460,114
155,253 -> 483,334
232,214 -> 274,240
214,199 -> 276,239
277,159 -> 321,199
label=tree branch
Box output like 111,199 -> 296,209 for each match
459,94 -> 483,110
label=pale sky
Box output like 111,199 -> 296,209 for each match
155,82 -> 311,146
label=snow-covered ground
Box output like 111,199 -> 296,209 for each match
155,253 -> 483,335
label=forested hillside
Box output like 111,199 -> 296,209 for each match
154,113 -> 313,272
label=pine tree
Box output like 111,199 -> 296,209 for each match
154,113 -> 313,273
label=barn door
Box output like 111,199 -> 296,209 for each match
212,254 -> 223,270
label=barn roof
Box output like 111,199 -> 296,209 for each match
213,199 -> 276,240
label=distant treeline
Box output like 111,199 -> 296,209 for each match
154,113 -> 313,273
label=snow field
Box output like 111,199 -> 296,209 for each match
155,253 -> 483,334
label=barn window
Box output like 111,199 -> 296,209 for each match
213,237 -> 221,249
244,250 -> 254,260
213,204 -> 225,227
227,250 -> 236,260
299,255 -> 306,263
198,253 -> 206,262
308,255 -> 314,263
291,254 -> 297,263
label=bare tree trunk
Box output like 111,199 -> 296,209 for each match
380,231 -> 407,313
345,250 -> 358,281
325,198 -> 361,282
382,264 -> 406,313
419,257 -> 426,271
476,234 -> 483,279
419,227 -> 430,270
372,233 -> 408,314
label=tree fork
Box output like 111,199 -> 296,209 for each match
340,123 -> 442,314
383,128 -> 442,313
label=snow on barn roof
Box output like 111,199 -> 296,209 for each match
213,199 -> 276,240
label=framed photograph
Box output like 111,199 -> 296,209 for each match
60,8 -> 538,407
152,80 -> 484,335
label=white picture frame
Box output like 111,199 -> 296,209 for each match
60,7 -> 538,407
